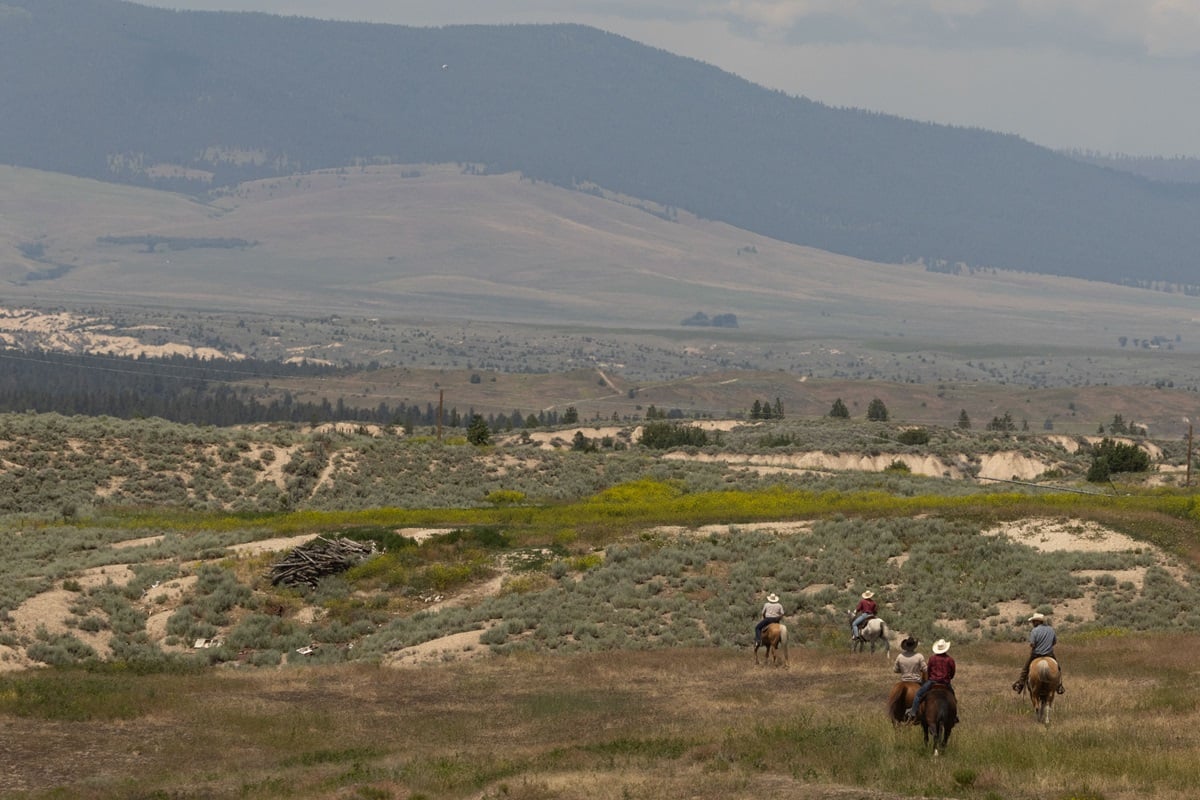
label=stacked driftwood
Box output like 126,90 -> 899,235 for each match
268,535 -> 378,588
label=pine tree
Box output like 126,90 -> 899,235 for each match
466,414 -> 491,445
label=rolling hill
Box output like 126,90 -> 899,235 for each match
6,162 -> 1200,351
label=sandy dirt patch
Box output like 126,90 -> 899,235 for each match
0,306 -> 242,360
310,422 -> 398,437
111,535 -> 164,550
7,587 -> 112,662
508,426 -> 632,449
77,564 -> 136,588
662,450 -> 969,479
395,527 -> 456,543
383,626 -> 493,668
985,518 -> 1148,552
1045,435 -> 1082,453
987,518 -> 1190,620
383,570 -> 509,668
649,521 -> 814,537
227,533 -> 320,555
256,443 -> 302,489
976,451 -> 1061,481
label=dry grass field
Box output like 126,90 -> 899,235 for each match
2,498 -> 1200,799
0,634 -> 1196,799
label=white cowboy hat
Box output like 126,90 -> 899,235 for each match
932,639 -> 951,654
766,593 -> 779,603
861,590 -> 874,599
1028,612 -> 1046,622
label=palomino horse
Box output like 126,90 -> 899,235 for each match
918,684 -> 957,756
754,622 -> 788,666
887,681 -> 920,727
1026,656 -> 1061,724
848,611 -> 891,656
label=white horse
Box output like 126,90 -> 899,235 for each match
848,610 -> 891,655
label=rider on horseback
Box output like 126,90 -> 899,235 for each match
905,639 -> 956,721
754,592 -> 785,646
851,590 -> 877,640
1013,612 -> 1065,695
893,636 -> 927,684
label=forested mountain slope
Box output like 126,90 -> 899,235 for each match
2,0 -> 1199,286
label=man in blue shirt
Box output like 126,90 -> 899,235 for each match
1012,612 -> 1064,694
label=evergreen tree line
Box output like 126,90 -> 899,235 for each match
0,349 -> 581,429
0,349 -> 401,427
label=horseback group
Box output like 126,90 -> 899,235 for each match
753,588 -> 1068,750
889,610 -> 1066,744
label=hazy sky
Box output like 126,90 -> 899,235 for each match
136,1 -> 1200,157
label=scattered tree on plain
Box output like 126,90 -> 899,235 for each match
467,414 -> 491,445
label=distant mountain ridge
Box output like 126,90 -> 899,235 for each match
2,0 -> 1199,287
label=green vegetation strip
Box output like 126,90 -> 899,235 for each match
66,480 -> 1200,560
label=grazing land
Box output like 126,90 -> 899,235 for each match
1,410 -> 1200,797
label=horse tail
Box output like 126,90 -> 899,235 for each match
779,624 -> 789,661
1034,657 -> 1059,688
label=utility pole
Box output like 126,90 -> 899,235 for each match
437,389 -> 443,441
1188,422 -> 1194,488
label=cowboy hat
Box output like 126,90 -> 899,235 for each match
766,593 -> 779,603
1028,612 -> 1046,622
900,636 -> 918,650
861,590 -> 874,599
932,639 -> 951,654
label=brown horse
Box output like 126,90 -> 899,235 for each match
754,622 -> 788,666
887,681 -> 920,726
1026,656 -> 1061,724
918,684 -> 957,755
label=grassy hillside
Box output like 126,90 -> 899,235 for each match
4,163 -> 1200,354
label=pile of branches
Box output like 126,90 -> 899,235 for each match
268,535 -> 378,588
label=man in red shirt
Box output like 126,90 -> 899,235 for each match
851,590 -> 878,640
906,639 -> 956,720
